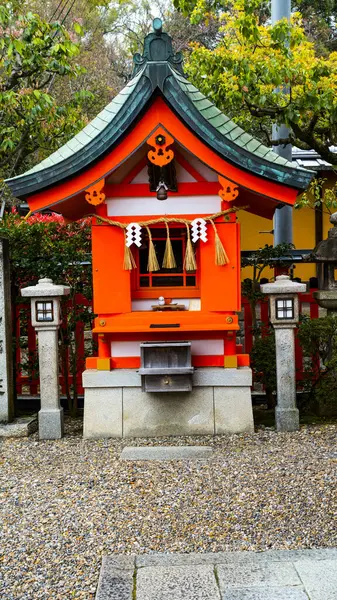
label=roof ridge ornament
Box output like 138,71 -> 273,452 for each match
132,18 -> 184,77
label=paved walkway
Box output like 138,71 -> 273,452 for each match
95,549 -> 337,599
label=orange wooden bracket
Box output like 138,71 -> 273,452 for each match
218,175 -> 239,202
85,179 -> 106,206
147,127 -> 174,167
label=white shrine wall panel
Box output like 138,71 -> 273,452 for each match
107,147 -> 145,184
177,148 -> 219,181
175,163 -> 197,182
106,195 -> 221,216
131,166 -> 150,183
111,339 -> 224,357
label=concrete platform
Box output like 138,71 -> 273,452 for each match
0,415 -> 37,438
83,367 -> 254,439
95,549 -> 337,600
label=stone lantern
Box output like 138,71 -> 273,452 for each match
21,278 -> 70,439
312,212 -> 337,315
261,275 -> 306,432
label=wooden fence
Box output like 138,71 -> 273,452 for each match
15,294 -> 94,397
15,288 -> 321,396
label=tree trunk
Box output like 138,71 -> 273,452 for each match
265,387 -> 276,410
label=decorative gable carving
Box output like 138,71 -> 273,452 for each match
218,175 -> 239,202
85,180 -> 106,206
147,128 -> 174,167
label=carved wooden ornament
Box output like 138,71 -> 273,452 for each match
85,179 -> 106,206
218,175 -> 239,202
147,128 -> 174,167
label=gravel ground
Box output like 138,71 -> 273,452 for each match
0,418 -> 336,600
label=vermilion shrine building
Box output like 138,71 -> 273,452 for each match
6,21 -> 313,438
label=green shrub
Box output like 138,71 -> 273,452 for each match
250,326 -> 276,409
0,210 -> 93,415
297,315 -> 337,416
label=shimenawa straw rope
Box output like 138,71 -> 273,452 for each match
145,226 -> 160,272
209,219 -> 229,266
184,223 -> 197,271
89,206 -> 246,271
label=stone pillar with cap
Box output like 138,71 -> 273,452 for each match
312,212 -> 337,315
261,275 -> 306,432
21,278 -> 70,439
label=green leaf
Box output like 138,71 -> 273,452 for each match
74,22 -> 83,35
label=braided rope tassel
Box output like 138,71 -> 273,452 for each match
146,226 -> 160,272
209,220 -> 229,266
184,224 -> 197,271
162,222 -> 177,269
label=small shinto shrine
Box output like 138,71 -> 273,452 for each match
6,20 -> 313,438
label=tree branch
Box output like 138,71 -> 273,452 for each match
291,121 -> 337,165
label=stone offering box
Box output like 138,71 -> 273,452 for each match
6,22 -> 313,438
139,342 -> 194,392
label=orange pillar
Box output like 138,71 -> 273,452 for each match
224,332 -> 238,368
98,334 -> 110,358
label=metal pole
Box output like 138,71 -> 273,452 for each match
271,0 -> 291,24
272,0 -> 293,246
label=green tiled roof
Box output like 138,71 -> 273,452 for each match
6,23 -> 314,199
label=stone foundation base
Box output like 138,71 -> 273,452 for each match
83,368 -> 254,439
275,407 -> 299,432
39,407 -> 64,439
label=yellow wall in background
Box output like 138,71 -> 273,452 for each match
238,207 -> 317,282
238,173 -> 337,282
323,210 -> 332,239
238,211 -> 274,281
239,211 -> 273,250
293,207 -> 316,281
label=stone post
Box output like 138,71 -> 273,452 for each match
0,238 -> 14,423
261,275 -> 306,432
21,278 -> 70,439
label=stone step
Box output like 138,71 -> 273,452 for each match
120,445 -> 213,461
0,416 -> 37,438
95,550 -> 337,600
95,556 -> 135,600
